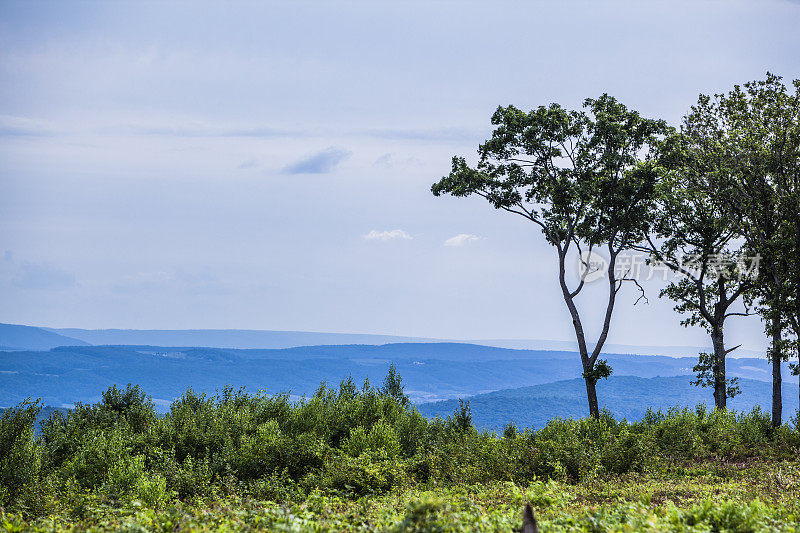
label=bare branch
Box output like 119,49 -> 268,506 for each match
570,241 -> 594,299
724,311 -> 754,318
617,277 -> 649,305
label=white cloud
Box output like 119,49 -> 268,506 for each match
444,234 -> 482,247
363,229 -> 413,241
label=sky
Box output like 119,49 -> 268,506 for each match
1,1 -> 799,350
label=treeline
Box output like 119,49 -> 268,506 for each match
2,375 -> 799,515
432,73 -> 800,424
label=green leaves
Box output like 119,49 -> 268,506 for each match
432,95 -> 670,251
582,359 -> 612,384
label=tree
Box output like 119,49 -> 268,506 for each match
381,363 -> 410,407
682,74 -> 800,426
431,95 -> 669,418
633,164 -> 754,409
771,82 -> 800,416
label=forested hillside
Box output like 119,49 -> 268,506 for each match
418,376 -> 800,430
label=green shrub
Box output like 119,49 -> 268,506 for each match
62,427 -> 138,490
0,399 -> 42,505
319,452 -> 409,496
343,420 -> 401,457
132,471 -> 169,507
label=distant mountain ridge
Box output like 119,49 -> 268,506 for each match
0,323 -> 89,351
45,327 -> 440,349
0,322 -> 766,357
35,325 -> 763,357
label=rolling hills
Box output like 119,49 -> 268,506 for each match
1,341 -> 794,413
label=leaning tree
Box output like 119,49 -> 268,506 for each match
431,95 -> 669,418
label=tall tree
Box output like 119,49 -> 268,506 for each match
431,95 -> 668,418
682,74 -> 800,426
772,80 -> 800,417
633,163 -> 753,409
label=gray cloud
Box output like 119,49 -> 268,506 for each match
282,147 -> 351,174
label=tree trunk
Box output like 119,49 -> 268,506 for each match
796,223 -> 800,422
771,318 -> 782,428
711,326 -> 727,410
584,376 -> 600,418
557,246 -> 607,420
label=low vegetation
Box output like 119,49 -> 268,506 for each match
2,370 -> 800,531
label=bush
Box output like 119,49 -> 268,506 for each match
319,451 -> 409,496
343,420 -> 401,458
62,427 -> 139,490
0,399 -> 42,505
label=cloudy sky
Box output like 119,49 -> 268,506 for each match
1,1 -> 799,349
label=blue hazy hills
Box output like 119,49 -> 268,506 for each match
417,376 -> 800,430
1,323 -> 796,429
0,323 -> 88,351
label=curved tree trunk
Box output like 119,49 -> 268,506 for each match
557,245 -> 613,420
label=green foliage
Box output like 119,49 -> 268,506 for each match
0,399 -> 41,505
343,420 -> 402,458
1,371 -> 799,530
582,359 -> 612,383
381,363 -> 410,408
320,452 -> 409,496
639,405 -> 790,460
450,399 -> 472,434
691,352 -> 741,399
